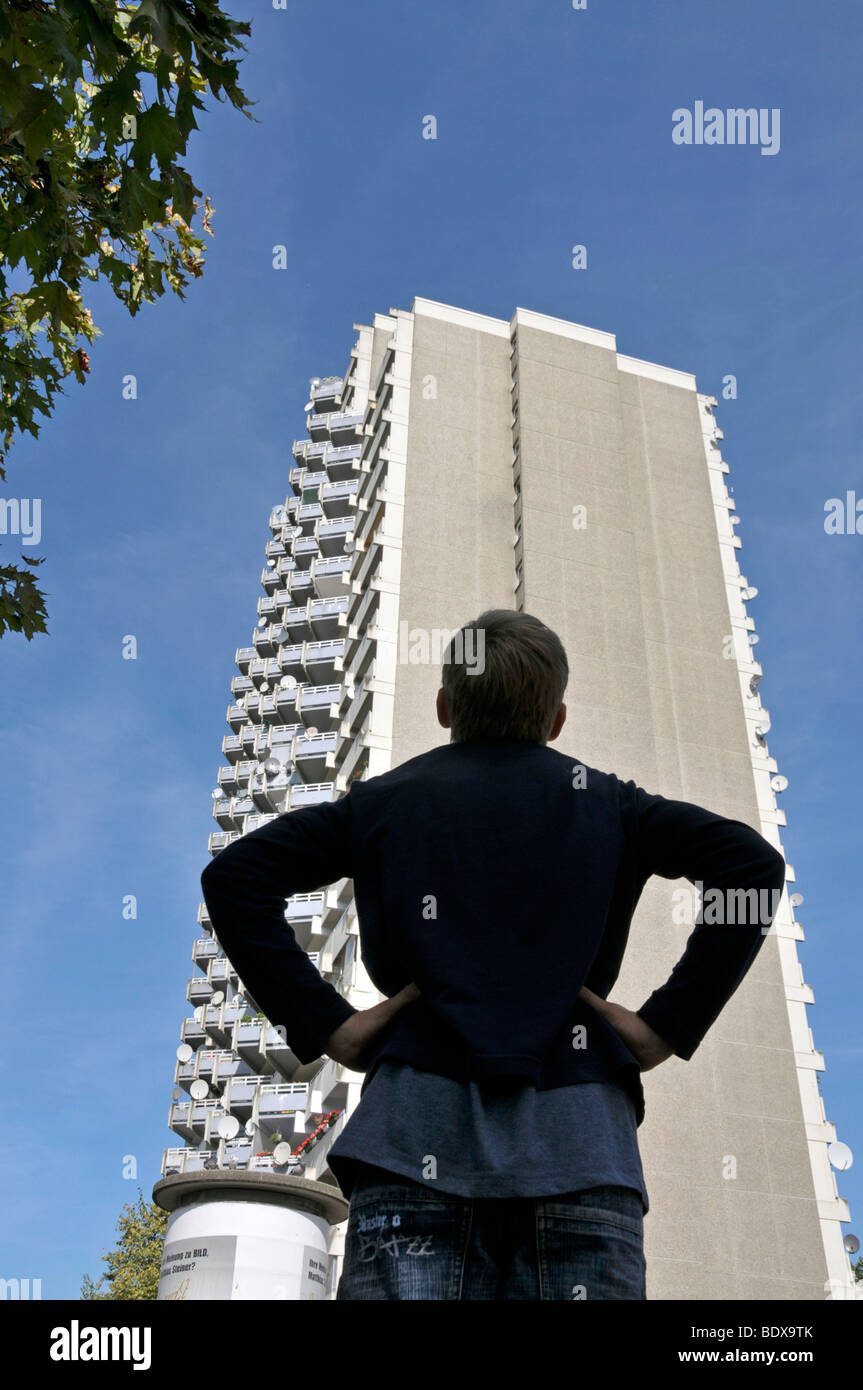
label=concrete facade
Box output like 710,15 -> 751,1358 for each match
348,296 -> 848,1299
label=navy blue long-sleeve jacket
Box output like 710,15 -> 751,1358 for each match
200,737 -> 787,1126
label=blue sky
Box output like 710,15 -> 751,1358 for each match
1,0 -> 860,1296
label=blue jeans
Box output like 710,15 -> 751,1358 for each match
335,1161 -> 646,1300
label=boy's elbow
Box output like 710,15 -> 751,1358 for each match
201,856 -> 225,892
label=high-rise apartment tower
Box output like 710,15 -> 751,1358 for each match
156,298 -> 852,1301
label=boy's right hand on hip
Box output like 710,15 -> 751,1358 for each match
578,985 -> 675,1072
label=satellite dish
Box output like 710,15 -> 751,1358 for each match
844,1233 -> 860,1255
790,892 -> 804,908
210,990 -> 225,1006
257,618 -> 267,628
771,775 -> 788,792
176,1044 -> 194,1063
203,1158 -> 218,1170
190,1080 -> 209,1100
267,559 -> 277,569
744,586 -> 758,599
244,1119 -> 256,1137
273,1141 -> 294,1165
218,1114 -> 241,1140
280,674 -> 297,689
260,682 -> 269,693
304,402 -> 314,413
193,1006 -> 205,1024
748,633 -> 760,645
828,1141 -> 853,1172
211,789 -> 222,799
264,758 -> 281,775
171,1087 -> 183,1101
306,726 -> 318,737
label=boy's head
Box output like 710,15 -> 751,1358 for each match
437,609 -> 568,744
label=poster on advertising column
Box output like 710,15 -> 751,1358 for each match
159,1236 -> 238,1300
300,1244 -> 330,1300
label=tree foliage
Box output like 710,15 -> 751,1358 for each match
81,1188 -> 168,1299
0,0 -> 254,638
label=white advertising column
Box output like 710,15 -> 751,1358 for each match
153,1170 -> 349,1300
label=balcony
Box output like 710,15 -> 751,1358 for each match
311,554 -> 351,599
265,722 -> 303,749
213,795 -> 254,831
306,412 -> 330,441
250,766 -> 290,813
226,704 -> 246,734
213,773 -> 238,805
192,936 -> 220,967
235,646 -> 256,673
296,682 -> 342,731
242,693 -> 262,725
275,643 -> 305,680
284,892 -> 326,933
194,997 -> 246,1047
320,479 -> 358,518
308,595 -> 350,639
243,812 -> 281,834
281,569 -> 314,602
248,656 -> 284,688
253,623 -> 279,658
273,684 -> 299,721
311,376 -> 343,413
208,834 -> 236,856
258,691 -> 284,727
294,730 -> 338,783
208,956 -> 235,991
278,605 -> 314,643
326,411 -> 364,443
168,1097 -> 229,1143
187,975 -> 213,1007
221,733 -> 243,764
272,555 -> 297,583
291,535 -> 320,571
289,780 -> 336,811
324,443 -> 362,481
162,1147 -> 212,1177
317,516 -> 354,557
257,1083 -> 310,1124
303,637 -> 343,685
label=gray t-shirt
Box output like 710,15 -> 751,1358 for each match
326,1060 -> 649,1213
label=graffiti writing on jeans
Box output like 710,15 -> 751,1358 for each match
354,1215 -> 435,1261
